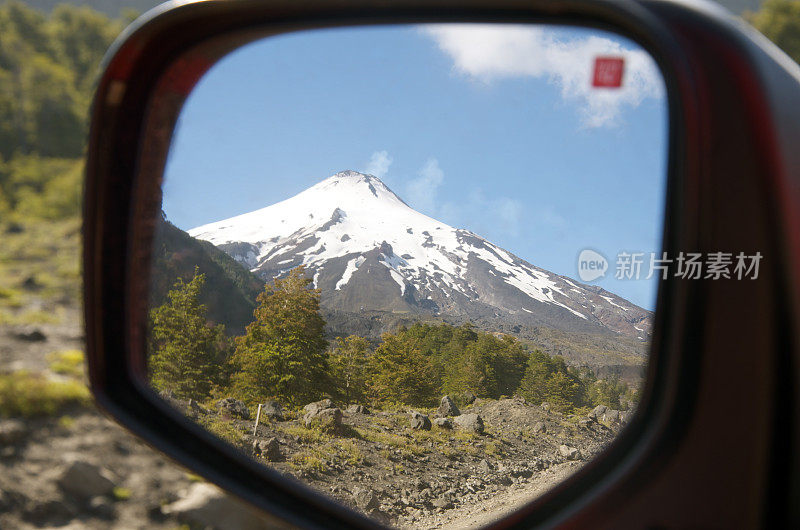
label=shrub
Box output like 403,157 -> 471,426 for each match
0,371 -> 90,417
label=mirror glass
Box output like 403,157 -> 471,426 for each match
148,23 -> 667,527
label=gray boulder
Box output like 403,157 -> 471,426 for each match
261,400 -> 284,421
303,398 -> 334,416
215,398 -> 250,420
461,391 -> 476,405
57,461 -> 116,499
346,404 -> 369,414
304,406 -> 343,432
453,413 -> 484,434
588,405 -> 607,420
558,444 -> 581,461
531,421 -> 546,434
437,395 -> 460,417
253,437 -> 281,462
162,483 -> 285,530
433,417 -> 452,429
409,412 -> 431,430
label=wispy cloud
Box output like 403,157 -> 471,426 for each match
406,158 -> 445,214
422,24 -> 664,128
364,150 -> 393,178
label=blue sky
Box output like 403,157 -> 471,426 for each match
163,24 -> 668,310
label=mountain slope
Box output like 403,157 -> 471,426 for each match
150,216 -> 265,336
189,171 -> 652,341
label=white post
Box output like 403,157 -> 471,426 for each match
253,404 -> 262,436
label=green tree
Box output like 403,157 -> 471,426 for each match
517,351 -> 587,412
368,332 -> 439,407
330,335 -> 371,404
748,0 -> 800,64
229,266 -> 330,406
149,269 -> 227,400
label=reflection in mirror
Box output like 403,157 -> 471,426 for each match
148,23 -> 667,527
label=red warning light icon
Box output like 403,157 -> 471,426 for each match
592,57 -> 625,88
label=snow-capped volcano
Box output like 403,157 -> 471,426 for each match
189,170 -> 652,339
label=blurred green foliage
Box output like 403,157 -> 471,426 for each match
0,1 -> 125,222
748,0 -> 800,64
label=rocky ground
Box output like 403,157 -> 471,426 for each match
166,390 -> 631,528
0,309 -> 284,529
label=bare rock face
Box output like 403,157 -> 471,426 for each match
453,413 -> 484,434
437,395 -> 460,417
409,412 -> 431,430
215,398 -> 250,420
57,460 -> 116,499
162,483 -> 287,530
253,437 -> 282,462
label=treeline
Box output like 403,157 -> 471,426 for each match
0,1 -> 127,221
149,266 -> 636,413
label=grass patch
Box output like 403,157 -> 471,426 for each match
408,427 -> 450,446
356,427 -> 425,457
198,416 -> 247,448
0,286 -> 22,308
112,487 -> 132,501
0,308 -> 62,325
453,430 -> 478,442
333,439 -> 366,466
277,424 -> 331,444
441,446 -> 459,460
58,415 -> 76,429
459,443 -> 479,456
484,441 -> 503,456
47,349 -> 85,378
0,371 -> 90,417
289,451 -> 327,475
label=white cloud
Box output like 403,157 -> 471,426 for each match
406,158 -> 445,214
423,24 -> 664,128
364,150 -> 393,178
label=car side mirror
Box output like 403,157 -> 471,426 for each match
84,0 -> 800,528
